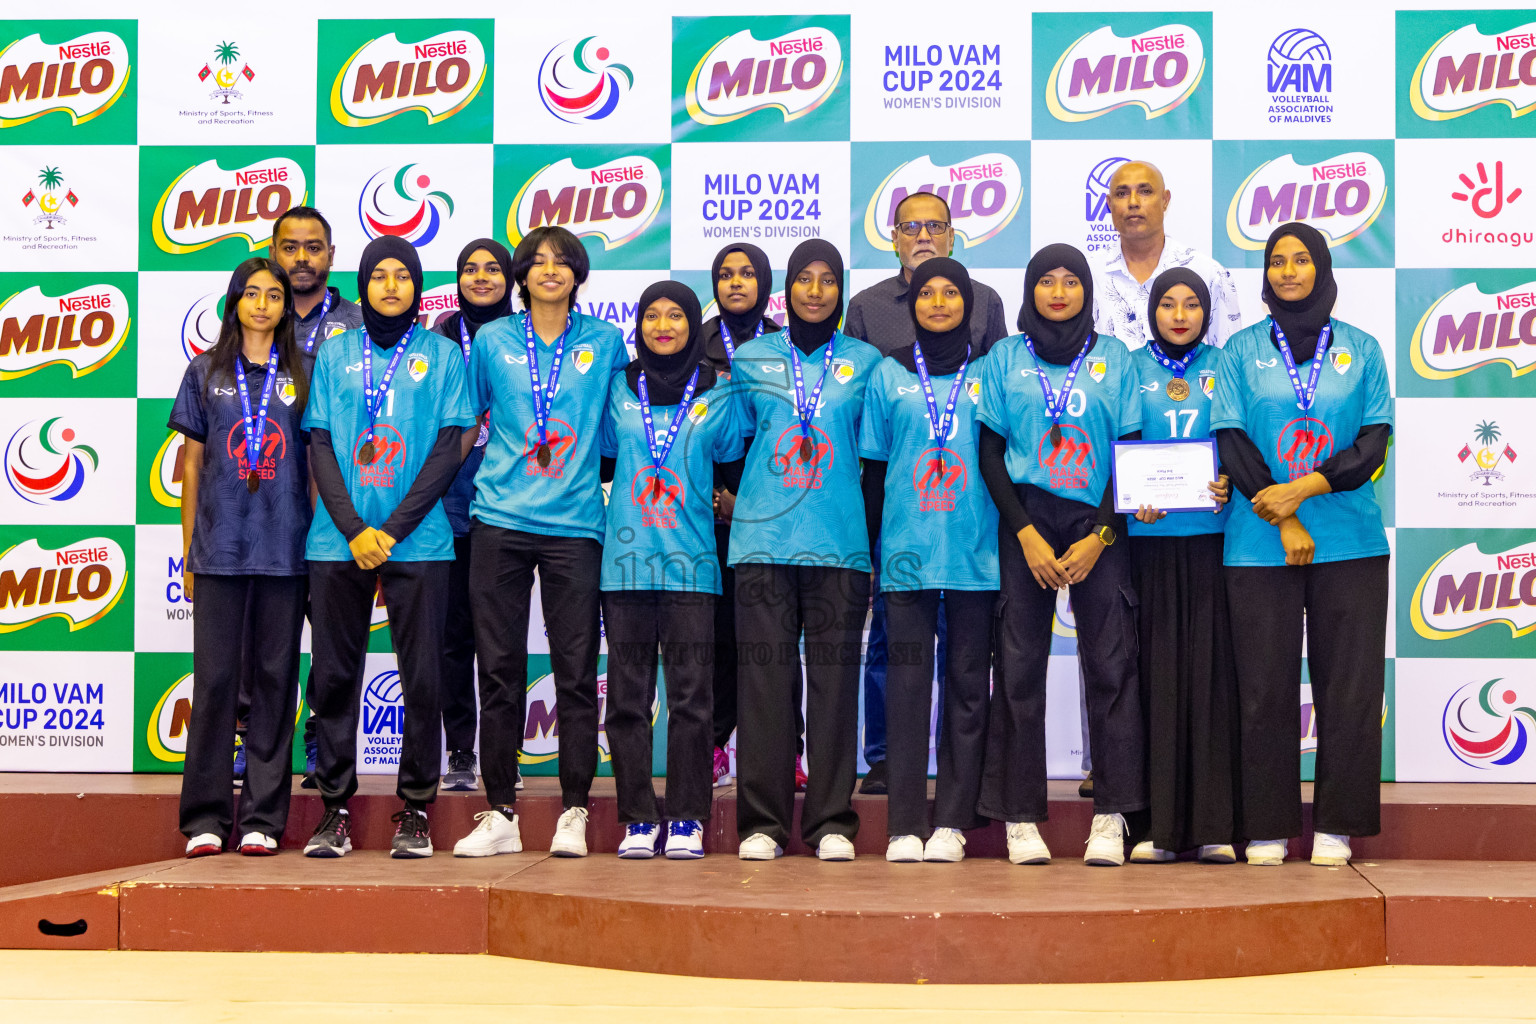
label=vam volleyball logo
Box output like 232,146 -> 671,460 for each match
539,37 -> 633,123
1411,22 -> 1536,122
359,668 -> 402,770
1412,539 -> 1536,641
330,30 -> 487,128
1443,678 -> 1536,768
1045,24 -> 1204,122
1266,29 -> 1333,125
358,163 -> 454,246
145,672 -> 194,764
180,292 -> 221,361
1225,151 -> 1387,251
152,157 -> 308,256
685,26 -> 843,126
0,283 -> 129,380
0,30 -> 131,128
0,536 -> 126,633
507,155 -> 663,250
1410,280 -> 1536,380
5,417 -> 97,504
863,152 -> 1022,252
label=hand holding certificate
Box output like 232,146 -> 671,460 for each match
1113,439 -> 1223,515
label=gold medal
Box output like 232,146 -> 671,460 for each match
246,471 -> 259,494
1166,377 -> 1190,402
358,440 -> 377,465
536,442 -> 552,468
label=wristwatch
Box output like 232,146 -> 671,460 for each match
1094,525 -> 1117,546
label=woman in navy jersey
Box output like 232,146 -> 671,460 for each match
1212,223 -> 1392,868
729,239 -> 882,861
976,243 -> 1146,867
433,238 -> 513,793
172,258 -> 310,858
601,281 -> 746,860
1123,268 -> 1239,865
450,226 -> 630,861
858,257 -> 998,863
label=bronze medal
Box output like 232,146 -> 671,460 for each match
936,455 -> 945,476
651,475 -> 664,501
1049,423 -> 1063,448
536,442 -> 552,468
798,435 -> 814,462
359,440 -> 377,465
246,470 -> 259,494
1166,377 -> 1190,402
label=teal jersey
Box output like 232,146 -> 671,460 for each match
858,355 -> 999,591
303,325 -> 476,562
466,310 -> 629,542
599,374 -> 746,593
1127,343 -> 1230,538
1210,319 -> 1393,567
727,330 -> 883,570
976,333 -> 1142,509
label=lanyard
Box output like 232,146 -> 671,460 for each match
524,311 -> 572,452
1020,332 -> 1090,444
787,332 -> 836,459
301,290 -> 334,355
718,318 -> 765,365
1272,318 -> 1331,412
912,341 -> 970,465
638,368 -> 701,480
360,326 -> 412,462
234,344 -> 280,492
1147,340 -> 1201,402
460,317 -> 491,445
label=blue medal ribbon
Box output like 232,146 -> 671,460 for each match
360,326 -> 413,463
787,333 -> 836,458
1019,332 -> 1090,444
459,317 -> 490,448
524,311 -> 572,465
301,290 -> 334,355
234,343 -> 280,491
638,367 -> 702,501
718,319 -> 765,365
1271,318 -> 1331,412
912,340 -> 970,469
1146,340 -> 1200,380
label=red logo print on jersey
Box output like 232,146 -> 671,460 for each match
630,465 -> 684,529
1037,426 -> 1093,490
354,424 -> 406,488
771,424 -> 833,490
1277,417 -> 1334,480
522,418 -> 576,479
226,420 -> 288,485
912,448 -> 965,512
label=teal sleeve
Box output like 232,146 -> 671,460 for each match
1362,338 -> 1394,427
977,343 -> 1009,437
857,370 -> 892,460
469,331 -> 492,417
1210,337 -> 1250,431
438,347 -> 478,429
302,346 -> 333,432
600,393 -> 618,459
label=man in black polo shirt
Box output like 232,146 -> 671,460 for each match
843,191 -> 1010,794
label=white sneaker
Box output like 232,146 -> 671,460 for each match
617,822 -> 659,859
550,807 -> 589,857
1198,844 -> 1237,864
1246,838 -> 1288,866
924,828 -> 966,862
238,832 -> 277,856
664,820 -> 705,860
885,835 -> 923,862
1084,813 -> 1128,866
1129,840 -> 1175,863
737,832 -> 783,860
817,834 -> 856,861
1311,832 -> 1352,866
453,810 -> 522,857
186,833 -> 222,858
1005,822 -> 1051,865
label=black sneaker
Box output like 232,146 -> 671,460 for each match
300,736 -> 318,790
443,750 -> 478,792
391,807 -> 433,858
858,759 -> 888,795
304,807 -> 352,858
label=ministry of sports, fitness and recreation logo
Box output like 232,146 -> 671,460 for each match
1045,23 -> 1204,123
1276,416 -> 1334,480
1457,420 -> 1520,486
1443,678 -> 1536,768
0,282 -> 129,380
358,163 -> 454,247
507,154 -> 663,250
0,29 -> 131,128
20,165 -> 79,231
539,37 -> 633,123
1266,29 -> 1333,125
198,40 -> 254,105
862,152 -> 1023,252
330,30 -> 487,128
1225,150 -> 1387,252
151,157 -> 308,256
1410,279 -> 1536,380
5,416 -> 97,504
685,25 -> 843,127
1411,539 -> 1536,641
0,535 -> 127,633
145,672 -> 194,764
1410,20 -> 1536,123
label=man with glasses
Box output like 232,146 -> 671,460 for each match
844,191 -> 1009,795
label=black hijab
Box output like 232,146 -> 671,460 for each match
712,242 -> 774,341
1016,243 -> 1096,365
784,238 -> 844,354
357,236 -> 423,348
894,256 -> 973,376
447,237 -> 513,341
1261,221 -> 1337,363
627,280 -> 716,405
1146,267 -> 1212,360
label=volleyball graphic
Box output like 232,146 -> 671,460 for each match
538,37 -> 634,123
5,417 -> 99,504
358,163 -> 455,247
1443,679 -> 1536,768
1267,28 -> 1331,69
1086,157 -> 1130,201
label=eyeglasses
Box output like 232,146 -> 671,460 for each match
895,220 -> 951,237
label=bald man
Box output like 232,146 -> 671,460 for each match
1090,161 -> 1241,349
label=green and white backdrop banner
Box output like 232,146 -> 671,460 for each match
2,1 -> 1534,782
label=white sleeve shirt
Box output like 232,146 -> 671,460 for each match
1089,237 -> 1243,350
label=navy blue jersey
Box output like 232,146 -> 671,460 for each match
169,352 -> 312,575
295,287 -> 364,381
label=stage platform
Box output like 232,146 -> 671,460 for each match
5,775 -> 1536,982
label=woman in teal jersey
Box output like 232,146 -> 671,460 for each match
729,238 -> 883,861
1212,222 -> 1392,869
450,226 -> 631,861
975,243 -> 1146,867
1122,268 -> 1240,866
858,257 -> 998,864
600,281 -> 746,860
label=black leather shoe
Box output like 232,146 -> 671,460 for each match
858,759 -> 888,795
